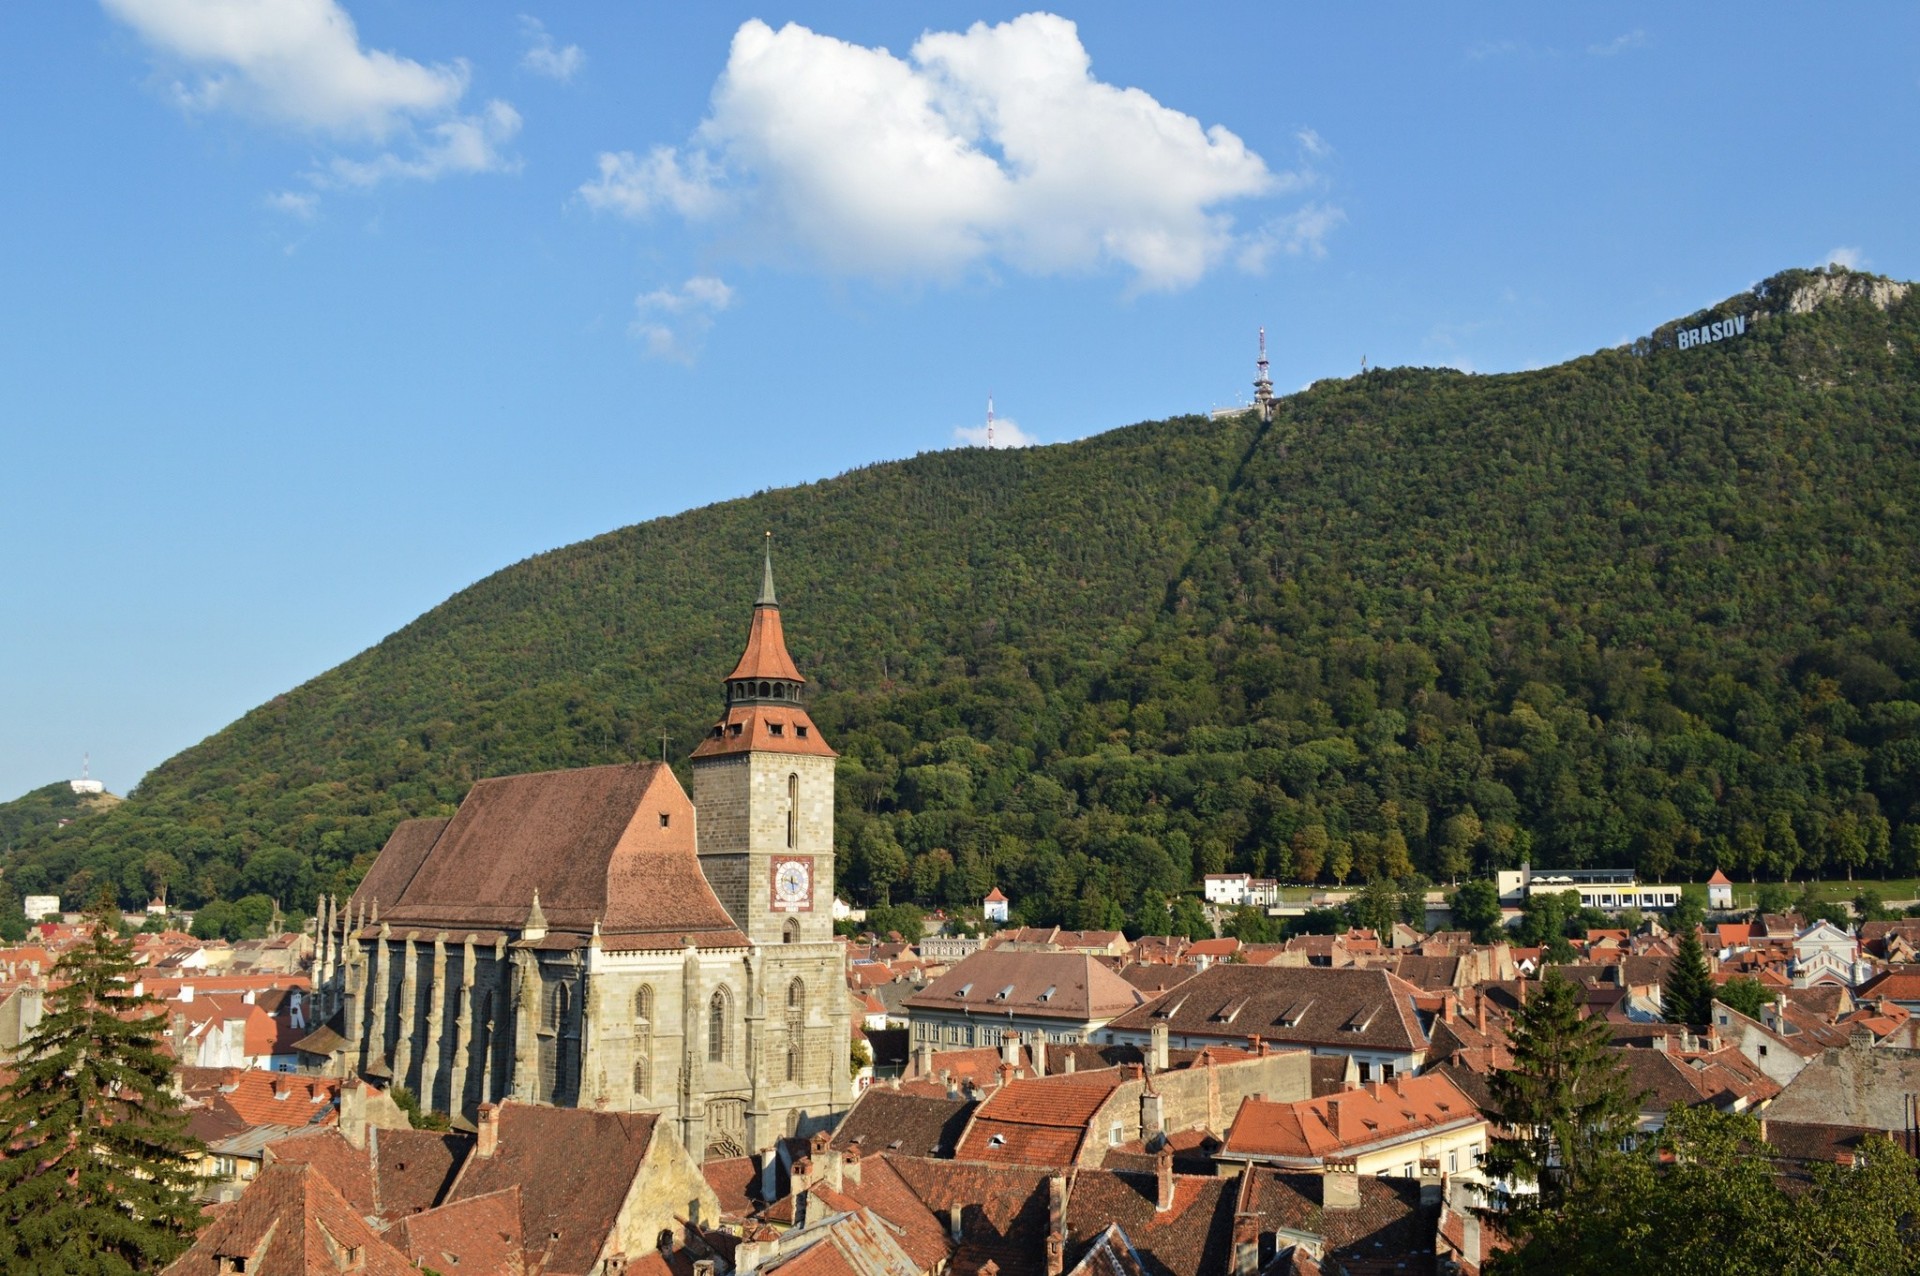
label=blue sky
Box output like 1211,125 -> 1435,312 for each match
2,2 -> 1915,803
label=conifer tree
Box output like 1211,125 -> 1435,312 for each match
0,899 -> 204,1274
1662,927 -> 1714,1026
1484,969 -> 1640,1208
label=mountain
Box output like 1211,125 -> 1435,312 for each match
0,783 -> 121,851
8,267 -> 1920,929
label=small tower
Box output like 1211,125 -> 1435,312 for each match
1253,328 -> 1275,423
690,535 -> 838,946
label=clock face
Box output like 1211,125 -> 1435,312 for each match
771,858 -> 814,911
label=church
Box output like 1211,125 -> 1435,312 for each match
311,544 -> 853,1161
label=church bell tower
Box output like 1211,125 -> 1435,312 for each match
690,536 -> 837,945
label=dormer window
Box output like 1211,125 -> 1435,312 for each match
995,985 -> 1015,1000
955,983 -> 973,998
797,725 -> 809,738
659,813 -> 670,829
1038,986 -> 1056,1002
729,723 -> 744,737
770,723 -> 784,737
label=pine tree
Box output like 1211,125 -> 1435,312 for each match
1662,928 -> 1714,1026
1484,969 -> 1640,1209
0,900 -> 205,1274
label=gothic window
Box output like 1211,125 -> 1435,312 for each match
634,984 -> 654,1097
635,984 -> 654,1025
783,917 -> 799,945
785,978 -> 805,1086
787,773 -> 799,848
709,987 -> 731,1065
785,1045 -> 798,1083
633,1057 -> 650,1096
787,978 -> 805,1014
545,982 -> 569,1033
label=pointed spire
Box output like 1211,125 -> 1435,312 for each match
525,889 -> 547,936
758,531 -> 778,607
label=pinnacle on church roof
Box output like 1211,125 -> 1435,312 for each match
525,889 -> 547,933
758,531 -> 778,607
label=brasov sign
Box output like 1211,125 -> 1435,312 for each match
1677,315 -> 1748,349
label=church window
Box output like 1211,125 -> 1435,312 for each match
787,978 -> 806,1013
787,773 -> 799,848
633,1057 -> 650,1096
635,984 -> 654,1025
709,987 -> 731,1065
545,982 -> 569,1033
785,1045 -> 798,1083
783,918 -> 799,945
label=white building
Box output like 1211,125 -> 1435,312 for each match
982,887 -> 1010,924
21,896 -> 59,922
1707,870 -> 1733,911
1493,865 -> 1681,913
1204,873 -> 1251,906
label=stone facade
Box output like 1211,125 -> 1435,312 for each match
313,550 -> 853,1162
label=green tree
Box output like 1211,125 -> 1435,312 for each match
1663,928 -> 1714,1026
1668,891 -> 1706,934
1484,969 -> 1640,1208
1168,895 -> 1212,941
1752,882 -> 1795,918
1714,975 -> 1770,1022
1448,879 -> 1504,943
0,902 -> 204,1273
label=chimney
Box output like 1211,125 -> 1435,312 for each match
947,1204 -> 964,1243
476,1102 -> 500,1158
998,1062 -> 1014,1090
1323,1099 -> 1341,1138
1045,1176 -> 1068,1276
1155,1145 -> 1175,1213
1064,1052 -> 1076,1075
1476,992 -> 1489,1035
841,1147 -> 862,1187
1149,1022 -> 1169,1073
180,984 -> 194,1003
1418,1159 -> 1442,1207
1141,1091 -> 1165,1143
270,1076 -> 287,1099
1321,1162 -> 1360,1210
1440,997 -> 1454,1024
1033,1035 -> 1048,1077
1232,1212 -> 1260,1276
1002,1031 -> 1022,1069
812,1131 -> 840,1192
760,1151 -> 779,1204
340,1079 -> 369,1150
915,1041 -> 934,1076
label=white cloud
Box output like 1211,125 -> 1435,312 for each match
579,147 -> 729,218
954,416 -> 1038,449
1239,202 -> 1346,270
264,189 -> 318,218
1295,127 -> 1331,159
103,0 -> 518,191
519,15 -> 583,82
1825,246 -> 1867,269
582,14 -> 1298,291
1588,30 -> 1646,57
631,275 -> 734,363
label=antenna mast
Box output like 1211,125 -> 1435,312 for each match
987,394 -> 995,449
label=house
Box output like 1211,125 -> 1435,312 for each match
160,1162 -> 419,1276
983,888 -> 1010,925
903,949 -> 1146,1049
1707,870 -> 1733,911
1216,1072 -> 1489,1178
1204,874 -> 1251,907
1101,965 -> 1431,1083
1790,920 -> 1871,987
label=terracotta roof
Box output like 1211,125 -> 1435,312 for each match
953,1072 -> 1125,1167
690,703 -> 838,760
703,1155 -> 761,1220
904,950 -> 1146,1022
350,818 -> 449,913
265,1128 -> 378,1216
1221,1073 -> 1485,1163
1708,870 -> 1732,885
984,888 -> 1008,903
1064,1170 -> 1236,1276
832,1089 -> 976,1158
1236,1169 -> 1434,1274
445,1102 -> 659,1276
198,1069 -> 339,1129
388,1186 -> 526,1276
162,1162 -> 415,1276
725,599 -> 805,683
884,1155 -> 1053,1274
808,1157 -> 954,1273
375,1129 -> 470,1218
374,762 -> 746,946
1106,965 -> 1427,1055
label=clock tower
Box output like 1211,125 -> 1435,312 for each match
690,536 -> 837,945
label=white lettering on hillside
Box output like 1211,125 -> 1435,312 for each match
1676,314 -> 1748,350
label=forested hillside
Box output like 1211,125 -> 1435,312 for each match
7,267 -> 1919,930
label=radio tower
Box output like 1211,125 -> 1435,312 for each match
1253,328 -> 1275,423
987,394 -> 995,448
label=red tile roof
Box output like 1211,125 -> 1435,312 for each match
161,1162 -> 415,1276
388,1186 -> 526,1276
1221,1073 -> 1485,1163
953,1072 -> 1125,1167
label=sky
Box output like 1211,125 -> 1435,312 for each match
2,2 -> 1916,804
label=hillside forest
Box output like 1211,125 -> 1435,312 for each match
4,268 -> 1920,936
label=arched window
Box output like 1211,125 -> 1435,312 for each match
635,984 -> 654,1025
759,681 -> 770,697
787,773 -> 799,849
785,1045 -> 798,1083
774,684 -> 785,699
545,982 -> 569,1033
633,1057 -> 650,1097
708,987 -> 731,1065
787,978 -> 805,1014
782,917 -> 799,945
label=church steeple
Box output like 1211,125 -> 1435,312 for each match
692,538 -> 834,759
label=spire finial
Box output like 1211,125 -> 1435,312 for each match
758,531 -> 778,607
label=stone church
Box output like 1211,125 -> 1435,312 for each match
311,547 -> 853,1161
